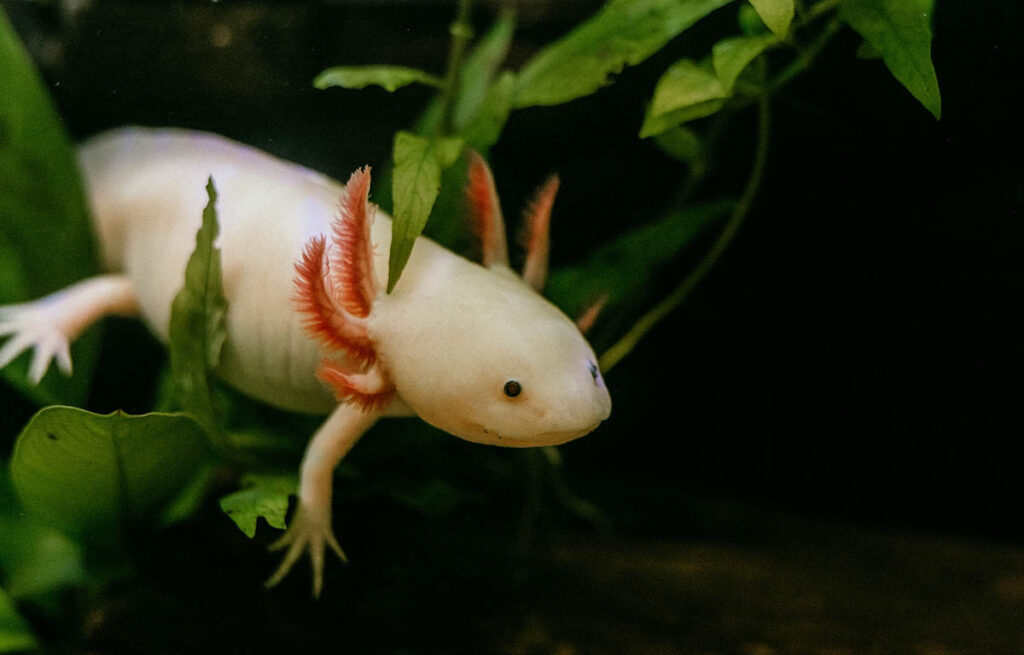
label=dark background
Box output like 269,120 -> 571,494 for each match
1,0 -> 1023,651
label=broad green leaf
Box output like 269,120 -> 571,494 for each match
388,132 -> 464,292
515,0 -> 735,108
0,8 -> 99,405
712,33 -> 777,91
748,0 -> 794,39
10,407 -> 210,536
0,468 -> 84,599
841,0 -> 941,119
169,179 -> 229,446
219,473 -> 296,538
0,588 -> 36,653
547,200 -> 735,320
639,59 -> 729,138
314,65 -> 443,93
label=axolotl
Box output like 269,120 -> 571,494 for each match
0,128 -> 611,595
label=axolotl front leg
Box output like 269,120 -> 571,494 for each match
0,275 -> 140,381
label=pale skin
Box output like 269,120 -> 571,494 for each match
0,128 -> 611,597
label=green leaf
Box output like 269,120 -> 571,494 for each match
0,467 -> 84,599
712,33 -> 778,91
462,71 -> 518,151
547,200 -> 735,320
514,0 -> 735,108
10,407 -> 210,536
0,8 -> 99,406
0,588 -> 36,653
415,11 -> 517,137
841,0 -> 941,119
452,11 -> 516,131
219,473 -> 296,538
314,66 -> 443,93
639,59 -> 729,138
748,0 -> 794,39
169,179 -> 229,446
388,132 -> 464,292
653,125 -> 706,172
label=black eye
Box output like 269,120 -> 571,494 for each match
589,361 -> 599,381
503,380 -> 522,398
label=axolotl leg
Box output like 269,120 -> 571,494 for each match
0,275 -> 139,382
265,403 -> 381,598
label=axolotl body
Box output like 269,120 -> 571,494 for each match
0,128 -> 611,595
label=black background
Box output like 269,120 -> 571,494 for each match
1,2 -> 1023,648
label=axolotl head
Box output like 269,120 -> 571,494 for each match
375,153 -> 610,447
378,261 -> 611,448
294,154 -> 611,448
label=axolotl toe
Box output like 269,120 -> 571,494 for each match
0,128 -> 611,597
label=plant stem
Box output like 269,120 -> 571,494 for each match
599,98 -> 772,373
438,0 -> 474,136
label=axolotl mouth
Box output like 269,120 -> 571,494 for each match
477,423 -> 601,448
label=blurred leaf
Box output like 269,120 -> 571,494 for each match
841,0 -> 941,119
738,3 -> 770,35
388,132 -> 464,292
515,0 -> 734,108
452,11 -> 516,130
314,66 -> 443,93
748,0 -> 794,38
640,59 -> 729,138
547,199 -> 735,318
219,473 -> 296,538
10,407 -> 210,536
0,468 -> 84,599
462,71 -> 518,151
0,8 -> 99,405
387,479 -> 483,519
654,125 -> 706,172
855,39 -> 882,59
712,33 -> 777,91
416,12 -> 517,136
169,179 -> 228,446
0,588 -> 35,653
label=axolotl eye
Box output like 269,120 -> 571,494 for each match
503,380 -> 522,398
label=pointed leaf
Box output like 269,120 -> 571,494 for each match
0,8 -> 98,405
0,588 -> 36,653
748,0 -> 794,38
654,125 -> 706,172
314,66 -> 443,93
462,71 -> 518,151
388,132 -> 464,292
169,179 -> 229,446
841,0 -> 941,119
712,33 -> 778,91
10,407 -> 210,536
415,11 -> 517,136
515,0 -> 734,108
219,473 -> 296,538
640,59 -> 729,138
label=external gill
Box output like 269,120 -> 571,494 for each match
293,168 -> 394,410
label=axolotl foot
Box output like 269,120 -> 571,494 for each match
264,501 -> 348,598
0,301 -> 75,383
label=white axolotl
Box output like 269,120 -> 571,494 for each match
0,127 -> 611,596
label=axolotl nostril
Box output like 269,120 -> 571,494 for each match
0,127 -> 611,597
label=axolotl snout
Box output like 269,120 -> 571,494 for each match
0,127 -> 610,595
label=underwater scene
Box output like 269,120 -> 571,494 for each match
1,0 -> 1022,652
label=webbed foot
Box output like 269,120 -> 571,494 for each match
265,502 -> 347,598
0,301 -> 74,383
